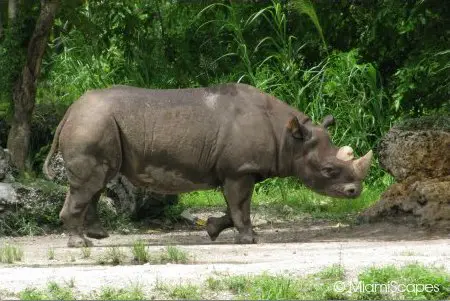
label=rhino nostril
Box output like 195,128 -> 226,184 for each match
343,184 -> 357,196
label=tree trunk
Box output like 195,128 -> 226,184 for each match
7,0 -> 60,170
0,12 -> 3,39
8,0 -> 18,23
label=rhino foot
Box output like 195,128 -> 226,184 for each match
86,225 -> 109,240
67,235 -> 93,248
235,232 -> 257,244
206,218 -> 221,241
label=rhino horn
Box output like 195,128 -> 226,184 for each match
336,146 -> 354,161
353,150 -> 373,179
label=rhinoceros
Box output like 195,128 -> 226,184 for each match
43,83 -> 372,247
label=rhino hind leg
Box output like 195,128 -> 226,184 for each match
60,187 -> 96,248
223,176 -> 257,244
84,192 -> 109,240
206,213 -> 233,241
60,157 -> 115,248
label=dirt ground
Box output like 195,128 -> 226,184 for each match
0,219 -> 449,298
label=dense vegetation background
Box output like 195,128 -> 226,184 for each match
0,0 -> 448,180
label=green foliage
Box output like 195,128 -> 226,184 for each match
19,288 -> 47,301
225,274 -> 301,300
93,285 -> 145,301
316,0 -> 449,116
98,247 -> 126,266
202,264 -> 448,300
81,247 -> 91,259
177,175 -> 390,222
296,50 -> 392,181
47,248 -> 55,260
159,245 -> 189,264
292,0 -> 327,50
356,264 -> 450,300
165,283 -> 202,300
216,267 -> 346,300
0,2 -> 39,105
0,243 -> 24,263
19,282 -> 74,301
132,240 -> 149,264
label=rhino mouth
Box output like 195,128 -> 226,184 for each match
311,184 -> 361,199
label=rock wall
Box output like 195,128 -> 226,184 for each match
360,116 -> 450,231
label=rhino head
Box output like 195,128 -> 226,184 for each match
287,114 -> 373,198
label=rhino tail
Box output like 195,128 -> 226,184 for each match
43,106 -> 71,180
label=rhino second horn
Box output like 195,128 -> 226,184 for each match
353,150 -> 373,179
336,146 -> 354,161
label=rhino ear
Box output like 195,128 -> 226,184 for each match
287,116 -> 312,140
322,115 -> 335,128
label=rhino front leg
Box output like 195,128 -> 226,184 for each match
84,192 -> 109,240
223,176 -> 257,244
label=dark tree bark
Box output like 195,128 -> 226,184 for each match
7,0 -> 60,170
8,0 -> 17,23
0,12 -> 3,39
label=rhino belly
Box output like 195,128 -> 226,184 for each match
125,165 -> 216,194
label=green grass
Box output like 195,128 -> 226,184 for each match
19,288 -> 47,300
132,240 -> 149,264
47,248 -> 55,260
92,285 -> 145,300
20,282 -> 74,300
218,265 -> 346,300
203,263 -> 449,300
18,282 -> 144,301
81,247 -> 91,259
97,247 -> 126,265
177,175 -> 391,222
162,283 -> 202,300
0,243 -> 24,263
12,264 -> 449,300
225,274 -> 303,300
158,246 -> 190,264
356,264 -> 450,300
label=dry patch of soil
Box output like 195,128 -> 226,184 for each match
0,220 -> 448,298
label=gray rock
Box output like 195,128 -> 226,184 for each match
0,182 -> 18,213
0,148 -> 15,182
378,126 -> 450,182
361,116 -> 450,230
106,174 -> 178,219
47,152 -> 68,185
0,180 -> 67,236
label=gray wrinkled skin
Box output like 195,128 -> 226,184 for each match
43,83 -> 371,247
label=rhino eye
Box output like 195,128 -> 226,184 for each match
321,166 -> 340,178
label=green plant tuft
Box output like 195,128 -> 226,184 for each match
0,244 -> 24,263
132,240 -> 149,264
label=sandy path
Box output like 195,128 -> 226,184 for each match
0,222 -> 448,297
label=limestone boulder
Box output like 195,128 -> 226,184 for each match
0,147 -> 15,182
360,116 -> 450,231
